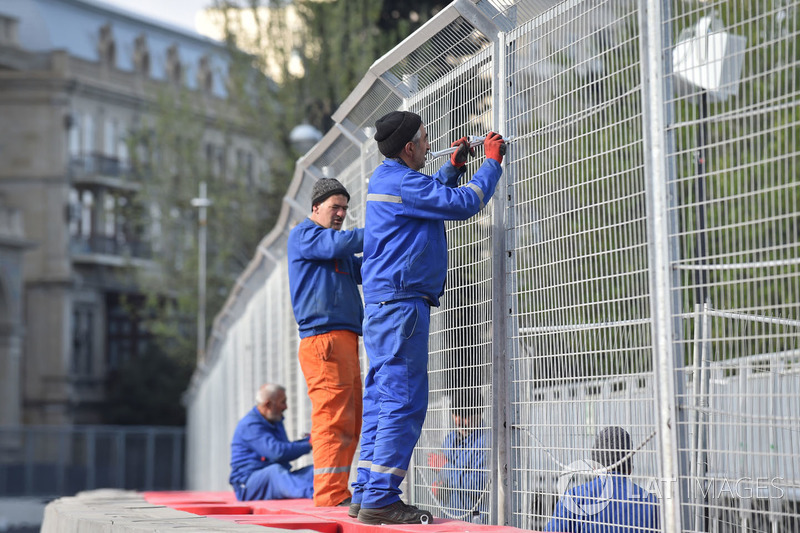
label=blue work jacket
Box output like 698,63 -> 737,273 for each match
229,407 -> 311,485
545,475 -> 660,532
438,427 -> 489,513
362,158 -> 502,306
287,218 -> 364,338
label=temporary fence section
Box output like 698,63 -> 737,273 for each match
0,425 -> 185,497
184,0 -> 800,531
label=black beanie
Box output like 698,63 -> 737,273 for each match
311,178 -> 349,208
374,111 -> 422,157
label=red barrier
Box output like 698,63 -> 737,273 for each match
172,504 -> 254,515
147,491 -> 544,533
213,514 -> 339,533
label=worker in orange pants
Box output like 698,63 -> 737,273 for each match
288,178 -> 364,507
298,330 -> 362,506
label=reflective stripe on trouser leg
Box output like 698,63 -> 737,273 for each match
352,362 -> 380,504
299,330 -> 363,506
360,299 -> 431,509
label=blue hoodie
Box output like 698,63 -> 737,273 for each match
287,218 -> 364,338
362,158 -> 502,306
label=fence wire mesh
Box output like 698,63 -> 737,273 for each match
0,425 -> 184,497
667,1 -> 800,531
185,0 -> 800,531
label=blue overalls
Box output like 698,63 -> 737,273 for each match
229,407 -> 314,501
354,157 -> 502,509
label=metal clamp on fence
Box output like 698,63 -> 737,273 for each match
428,134 -> 515,159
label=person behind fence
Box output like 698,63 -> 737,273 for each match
427,393 -> 489,521
545,426 -> 659,533
287,177 -> 364,507
351,110 -> 505,525
229,384 -> 314,501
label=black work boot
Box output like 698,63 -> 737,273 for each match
358,501 -> 433,525
348,502 -> 361,518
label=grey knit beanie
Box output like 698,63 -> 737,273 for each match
311,178 -> 349,208
591,426 -> 632,472
374,111 -> 422,157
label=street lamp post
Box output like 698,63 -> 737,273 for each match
191,182 -> 212,366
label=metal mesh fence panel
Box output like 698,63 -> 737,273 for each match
184,0 -> 800,530
666,1 -> 800,531
504,1 -> 661,530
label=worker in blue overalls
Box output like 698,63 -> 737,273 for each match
229,383 -> 313,501
351,110 -> 505,525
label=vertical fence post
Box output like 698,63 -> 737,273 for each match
0,428 -> 7,495
694,303 -> 711,532
145,428 -> 155,490
172,430 -> 182,490
736,363 -> 750,530
86,427 -> 96,490
56,427 -> 66,495
116,430 -> 126,489
639,0 -> 689,531
491,26 -> 512,528
767,357 -> 781,533
23,427 -> 33,496
690,303 -> 711,531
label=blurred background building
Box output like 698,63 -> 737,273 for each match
0,0 -> 268,426
0,204 -> 30,429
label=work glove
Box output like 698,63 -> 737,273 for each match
450,136 -> 475,167
427,452 -> 447,470
484,132 -> 506,164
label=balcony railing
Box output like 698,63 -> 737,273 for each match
70,235 -> 153,260
68,154 -> 141,188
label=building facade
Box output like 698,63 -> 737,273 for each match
0,0 -> 269,425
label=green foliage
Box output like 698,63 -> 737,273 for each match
112,0 -> 450,424
508,10 -> 651,381
120,76 -> 282,425
103,347 -> 194,426
215,0 -> 451,132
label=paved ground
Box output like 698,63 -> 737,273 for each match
0,497 -> 47,532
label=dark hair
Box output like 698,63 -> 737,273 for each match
591,426 -> 632,474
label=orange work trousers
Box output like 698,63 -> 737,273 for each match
298,330 -> 363,506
